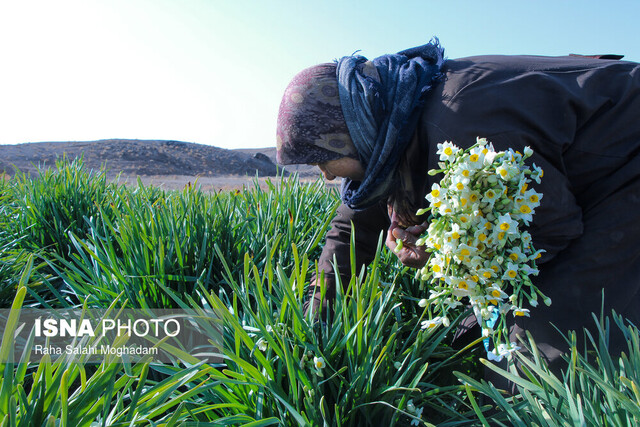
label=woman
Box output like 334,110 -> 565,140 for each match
276,40 -> 640,373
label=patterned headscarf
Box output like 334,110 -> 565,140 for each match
276,63 -> 358,165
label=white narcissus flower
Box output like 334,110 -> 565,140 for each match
451,278 -> 473,297
454,243 -> 475,263
483,149 -> 498,165
487,343 -> 520,362
523,189 -> 543,208
452,165 -> 472,186
513,307 -> 531,317
495,163 -> 511,181
482,187 -> 500,206
496,213 -> 519,235
520,264 -> 540,276
411,406 -> 424,426
476,267 -> 495,283
426,183 -> 443,206
436,141 -> 460,162
313,356 -> 326,370
438,201 -> 454,216
421,317 -> 444,330
528,249 -> 545,261
502,262 -> 520,281
456,212 -> 473,228
429,254 -> 446,279
467,146 -> 485,169
531,163 -> 544,183
486,285 -> 508,303
523,146 -> 534,158
507,247 -> 526,263
445,222 -> 464,242
257,338 -> 267,352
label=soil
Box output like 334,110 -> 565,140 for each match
0,139 -> 321,191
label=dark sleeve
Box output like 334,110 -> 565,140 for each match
314,201 -> 390,290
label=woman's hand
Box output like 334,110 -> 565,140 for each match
386,220 -> 429,268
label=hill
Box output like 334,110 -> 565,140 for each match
0,140 -> 319,189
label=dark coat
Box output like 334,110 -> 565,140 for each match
314,54 -> 640,364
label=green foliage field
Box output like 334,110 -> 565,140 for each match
0,160 -> 638,426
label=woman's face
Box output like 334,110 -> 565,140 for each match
314,157 -> 365,181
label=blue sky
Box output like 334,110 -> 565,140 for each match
1,0 -> 638,149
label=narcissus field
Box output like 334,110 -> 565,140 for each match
0,160 -> 638,426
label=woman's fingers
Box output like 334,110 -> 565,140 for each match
405,223 -> 427,235
392,226 -> 418,244
386,225 -> 429,268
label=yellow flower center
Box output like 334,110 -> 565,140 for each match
451,231 -> 460,239
456,182 -> 465,191
491,289 -> 502,298
462,170 -> 470,177
515,310 -> 527,317
478,233 -> 487,242
460,248 -> 471,257
499,169 -> 508,177
520,183 -> 528,194
529,194 -> 539,203
470,193 -> 478,202
471,275 -> 479,282
486,190 -> 495,198
431,189 -> 440,197
519,205 -> 532,214
482,271 -> 492,278
458,281 -> 469,290
444,147 -> 453,155
498,232 -> 506,240
460,198 -> 468,206
500,223 -> 510,231
509,253 -> 519,261
490,299 -> 498,305
508,270 -> 517,278
432,265 -> 442,273
470,154 -> 479,162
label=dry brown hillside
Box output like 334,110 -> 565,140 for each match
0,139 -> 320,190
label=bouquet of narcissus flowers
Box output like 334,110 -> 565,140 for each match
415,137 -> 547,361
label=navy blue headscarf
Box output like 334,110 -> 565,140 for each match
337,39 -> 445,210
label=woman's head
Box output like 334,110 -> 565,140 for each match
276,63 -> 359,167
